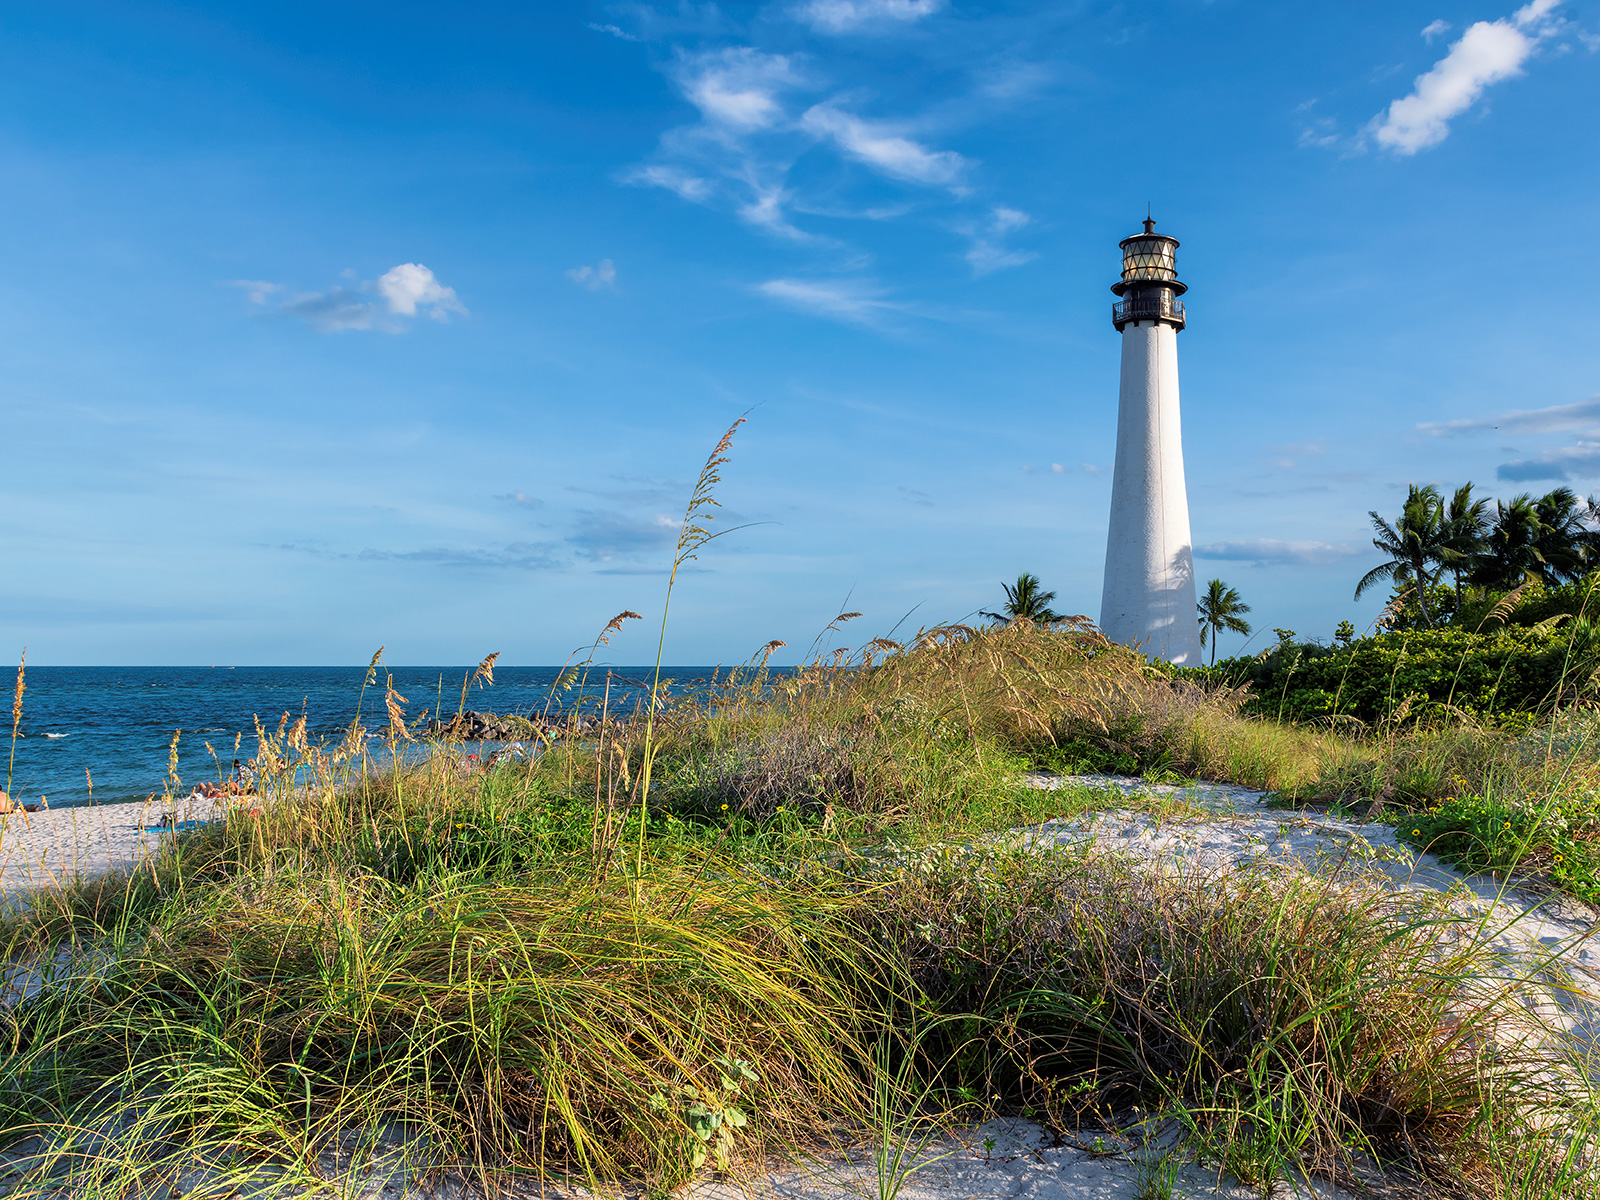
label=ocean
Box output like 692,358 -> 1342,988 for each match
3,665 -> 725,809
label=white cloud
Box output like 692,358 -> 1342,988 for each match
1421,19 -> 1452,43
588,22 -> 639,41
794,0 -> 944,34
376,263 -> 467,320
801,103 -> 968,186
1195,539 -> 1360,566
1416,395 -> 1600,436
677,47 -> 801,129
1050,463 -> 1064,474
566,259 -> 618,290
755,277 -> 903,325
243,264 -> 465,332
1370,0 -> 1563,154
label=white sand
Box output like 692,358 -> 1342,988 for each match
0,792 -> 231,900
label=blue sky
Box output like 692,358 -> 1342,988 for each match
2,0 -> 1597,665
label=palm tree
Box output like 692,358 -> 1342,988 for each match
981,572 -> 1063,625
1473,494 -> 1551,590
1532,487 -> 1592,584
1439,482 -> 1490,616
1196,578 -> 1251,667
1354,484 -> 1447,627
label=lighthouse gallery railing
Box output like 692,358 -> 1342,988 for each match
1112,297 -> 1186,330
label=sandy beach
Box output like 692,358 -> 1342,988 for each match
0,793 -> 231,899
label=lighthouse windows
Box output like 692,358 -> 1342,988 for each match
1120,236 -> 1178,281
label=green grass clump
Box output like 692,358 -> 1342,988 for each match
864,844 -> 1597,1196
0,842 -> 874,1194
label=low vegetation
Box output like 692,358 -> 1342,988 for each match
0,619 -> 1594,1200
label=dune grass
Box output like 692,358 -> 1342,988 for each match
0,620 -> 1594,1199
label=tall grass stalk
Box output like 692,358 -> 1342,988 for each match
635,416 -> 747,880
6,648 -> 22,802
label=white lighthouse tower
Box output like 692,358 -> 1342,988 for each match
1098,217 -> 1203,667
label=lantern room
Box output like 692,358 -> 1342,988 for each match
1111,217 -> 1187,331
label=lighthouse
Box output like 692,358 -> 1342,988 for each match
1098,217 -> 1204,667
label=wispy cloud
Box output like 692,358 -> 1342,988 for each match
227,280 -> 282,304
1421,19 -> 1453,43
280,288 -> 382,333
567,259 -> 618,290
964,205 -> 1035,275
792,0 -> 945,34
496,491 -> 544,509
618,17 -> 1041,289
568,509 -> 678,563
588,22 -> 639,42
1417,395 -> 1600,436
629,163 -> 714,202
1195,539 -> 1360,566
357,543 -> 563,570
1368,0 -> 1563,154
756,277 -> 905,325
1496,453 -> 1596,481
242,263 -> 466,332
567,475 -> 685,505
626,47 -> 813,238
286,540 -> 562,569
800,103 -> 969,187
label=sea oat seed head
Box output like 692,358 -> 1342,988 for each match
10,651 -> 24,727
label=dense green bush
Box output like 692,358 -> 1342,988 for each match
1198,626 -> 1600,726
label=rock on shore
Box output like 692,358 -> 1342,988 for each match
422,710 -> 594,741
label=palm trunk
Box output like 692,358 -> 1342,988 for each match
1412,557 -> 1433,628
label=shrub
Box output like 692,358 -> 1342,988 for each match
1401,790 -> 1600,902
1207,626 -> 1600,726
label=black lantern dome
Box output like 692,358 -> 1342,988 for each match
1111,217 -> 1186,331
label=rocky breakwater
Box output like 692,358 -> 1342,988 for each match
424,710 -> 541,741
422,710 -> 598,741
